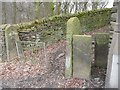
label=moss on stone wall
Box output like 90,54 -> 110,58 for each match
14,8 -> 111,31
1,8 -> 112,44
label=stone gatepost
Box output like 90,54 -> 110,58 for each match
65,17 -> 92,79
65,17 -> 81,77
5,25 -> 23,61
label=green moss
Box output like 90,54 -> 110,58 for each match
94,33 -> 110,45
65,17 -> 81,77
67,17 -> 81,35
4,8 -> 111,32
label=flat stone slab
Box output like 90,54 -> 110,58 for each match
73,35 -> 92,79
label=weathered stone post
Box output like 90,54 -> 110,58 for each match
65,17 -> 80,77
5,25 -> 23,61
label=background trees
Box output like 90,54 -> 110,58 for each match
2,0 -> 109,24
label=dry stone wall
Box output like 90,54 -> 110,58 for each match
16,8 -> 112,45
0,8 -> 111,62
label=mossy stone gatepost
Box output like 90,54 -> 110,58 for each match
65,17 -> 81,77
5,25 -> 23,61
65,17 -> 93,79
93,33 -> 109,68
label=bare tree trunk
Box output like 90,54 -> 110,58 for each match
63,2 -> 69,14
69,3 -> 74,13
2,2 -> 7,24
82,2 -> 88,11
92,2 -> 98,10
34,0 -> 39,19
43,2 -> 51,17
57,2 -> 61,15
50,2 -> 54,16
78,2 -> 83,12
74,2 -> 78,13
13,0 -> 16,24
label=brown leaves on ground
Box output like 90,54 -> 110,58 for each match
0,60 -> 46,80
0,26 -> 109,88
